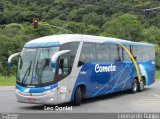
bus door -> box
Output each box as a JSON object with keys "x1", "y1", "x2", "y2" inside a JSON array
[{"x1": 56, "y1": 53, "x2": 71, "y2": 103}]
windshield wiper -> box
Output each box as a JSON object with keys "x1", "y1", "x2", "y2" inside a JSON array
[
  {"x1": 35, "y1": 61, "x2": 39, "y2": 77},
  {"x1": 21, "y1": 61, "x2": 32, "y2": 84}
]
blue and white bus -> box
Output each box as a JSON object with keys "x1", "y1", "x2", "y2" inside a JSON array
[{"x1": 8, "y1": 34, "x2": 155, "y2": 106}]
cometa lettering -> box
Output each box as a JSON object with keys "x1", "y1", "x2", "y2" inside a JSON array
[{"x1": 95, "y1": 64, "x2": 116, "y2": 73}]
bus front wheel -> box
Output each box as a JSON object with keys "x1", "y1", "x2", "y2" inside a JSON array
[
  {"x1": 130, "y1": 78, "x2": 138, "y2": 93},
  {"x1": 74, "y1": 87, "x2": 82, "y2": 106}
]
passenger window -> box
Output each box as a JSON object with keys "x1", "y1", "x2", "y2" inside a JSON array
[
  {"x1": 79, "y1": 42, "x2": 96, "y2": 65},
  {"x1": 133, "y1": 46, "x2": 139, "y2": 61},
  {"x1": 118, "y1": 45, "x2": 123, "y2": 61},
  {"x1": 133, "y1": 45, "x2": 155, "y2": 61},
  {"x1": 124, "y1": 45, "x2": 131, "y2": 61},
  {"x1": 143, "y1": 46, "x2": 155, "y2": 60},
  {"x1": 96, "y1": 44, "x2": 110, "y2": 62},
  {"x1": 148, "y1": 46, "x2": 155, "y2": 60},
  {"x1": 110, "y1": 44, "x2": 119, "y2": 61},
  {"x1": 60, "y1": 42, "x2": 79, "y2": 71}
]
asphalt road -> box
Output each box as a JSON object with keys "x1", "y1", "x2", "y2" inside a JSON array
[{"x1": 0, "y1": 81, "x2": 160, "y2": 113}]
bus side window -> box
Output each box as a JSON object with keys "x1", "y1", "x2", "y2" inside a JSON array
[
  {"x1": 78, "y1": 42, "x2": 96, "y2": 67},
  {"x1": 58, "y1": 59, "x2": 63, "y2": 75},
  {"x1": 124, "y1": 45, "x2": 131, "y2": 61},
  {"x1": 60, "y1": 42, "x2": 80, "y2": 70},
  {"x1": 133, "y1": 46, "x2": 140, "y2": 61},
  {"x1": 110, "y1": 44, "x2": 119, "y2": 61},
  {"x1": 57, "y1": 57, "x2": 70, "y2": 79},
  {"x1": 133, "y1": 45, "x2": 154, "y2": 61},
  {"x1": 96, "y1": 44, "x2": 110, "y2": 62},
  {"x1": 118, "y1": 45, "x2": 123, "y2": 61},
  {"x1": 58, "y1": 58, "x2": 69, "y2": 75},
  {"x1": 63, "y1": 58, "x2": 69, "y2": 75}
]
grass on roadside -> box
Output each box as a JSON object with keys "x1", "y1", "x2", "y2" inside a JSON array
[
  {"x1": 0, "y1": 76, "x2": 16, "y2": 86},
  {"x1": 155, "y1": 70, "x2": 160, "y2": 80}
]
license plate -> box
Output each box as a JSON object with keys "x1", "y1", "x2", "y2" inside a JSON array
[{"x1": 27, "y1": 98, "x2": 35, "y2": 102}]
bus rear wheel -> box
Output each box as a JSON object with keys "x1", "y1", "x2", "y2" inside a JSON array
[
  {"x1": 130, "y1": 78, "x2": 138, "y2": 93},
  {"x1": 74, "y1": 87, "x2": 82, "y2": 106},
  {"x1": 137, "y1": 79, "x2": 144, "y2": 92}
]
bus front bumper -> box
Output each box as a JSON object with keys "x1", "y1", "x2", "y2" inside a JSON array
[{"x1": 15, "y1": 89, "x2": 57, "y2": 104}]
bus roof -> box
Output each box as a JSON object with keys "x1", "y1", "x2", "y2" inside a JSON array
[{"x1": 24, "y1": 34, "x2": 153, "y2": 48}]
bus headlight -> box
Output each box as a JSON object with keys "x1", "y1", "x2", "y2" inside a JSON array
[
  {"x1": 44, "y1": 90, "x2": 52, "y2": 95},
  {"x1": 16, "y1": 89, "x2": 20, "y2": 93},
  {"x1": 44, "y1": 89, "x2": 55, "y2": 95},
  {"x1": 50, "y1": 98, "x2": 54, "y2": 101}
]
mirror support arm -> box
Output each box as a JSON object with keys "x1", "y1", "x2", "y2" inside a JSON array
[
  {"x1": 8, "y1": 52, "x2": 21, "y2": 67},
  {"x1": 51, "y1": 50, "x2": 70, "y2": 68}
]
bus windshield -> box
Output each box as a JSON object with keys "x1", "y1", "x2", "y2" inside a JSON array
[{"x1": 17, "y1": 47, "x2": 59, "y2": 86}]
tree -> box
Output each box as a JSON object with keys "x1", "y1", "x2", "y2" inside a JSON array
[
  {"x1": 142, "y1": 26, "x2": 160, "y2": 43},
  {"x1": 85, "y1": 25, "x2": 101, "y2": 35},
  {"x1": 64, "y1": 22, "x2": 85, "y2": 34},
  {"x1": 0, "y1": 35, "x2": 19, "y2": 76},
  {"x1": 83, "y1": 13, "x2": 106, "y2": 27},
  {"x1": 102, "y1": 13, "x2": 143, "y2": 41},
  {"x1": 0, "y1": 0, "x2": 160, "y2": 76},
  {"x1": 154, "y1": 44, "x2": 160, "y2": 69}
]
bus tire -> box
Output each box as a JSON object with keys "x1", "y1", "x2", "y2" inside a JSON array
[
  {"x1": 137, "y1": 79, "x2": 144, "y2": 92},
  {"x1": 130, "y1": 78, "x2": 138, "y2": 93},
  {"x1": 74, "y1": 87, "x2": 82, "y2": 106}
]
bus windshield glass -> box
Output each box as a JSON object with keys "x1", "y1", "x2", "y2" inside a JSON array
[{"x1": 17, "y1": 47, "x2": 59, "y2": 86}]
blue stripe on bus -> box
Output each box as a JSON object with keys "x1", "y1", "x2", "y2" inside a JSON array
[
  {"x1": 16, "y1": 83, "x2": 58, "y2": 93},
  {"x1": 24, "y1": 41, "x2": 60, "y2": 48}
]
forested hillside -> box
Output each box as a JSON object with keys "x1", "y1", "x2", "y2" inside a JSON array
[{"x1": 0, "y1": 0, "x2": 160, "y2": 75}]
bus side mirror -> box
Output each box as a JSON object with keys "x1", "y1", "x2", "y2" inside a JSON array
[
  {"x1": 51, "y1": 50, "x2": 70, "y2": 68},
  {"x1": 8, "y1": 52, "x2": 21, "y2": 68}
]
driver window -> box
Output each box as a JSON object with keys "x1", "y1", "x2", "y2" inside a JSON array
[{"x1": 58, "y1": 57, "x2": 69, "y2": 76}]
